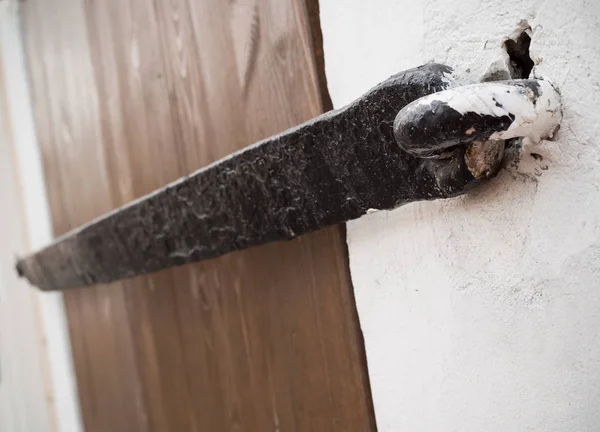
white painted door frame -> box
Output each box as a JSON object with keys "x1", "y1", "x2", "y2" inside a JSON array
[{"x1": 0, "y1": 2, "x2": 82, "y2": 431}]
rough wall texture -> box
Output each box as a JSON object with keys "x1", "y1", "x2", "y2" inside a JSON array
[{"x1": 321, "y1": 0, "x2": 600, "y2": 430}]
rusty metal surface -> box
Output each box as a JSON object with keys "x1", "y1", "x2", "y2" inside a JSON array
[
  {"x1": 18, "y1": 64, "x2": 473, "y2": 291},
  {"x1": 17, "y1": 65, "x2": 563, "y2": 292}
]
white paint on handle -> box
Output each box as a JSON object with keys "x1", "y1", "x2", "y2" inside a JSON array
[{"x1": 404, "y1": 79, "x2": 563, "y2": 143}]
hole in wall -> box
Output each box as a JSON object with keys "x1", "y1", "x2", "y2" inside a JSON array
[
  {"x1": 485, "y1": 23, "x2": 542, "y2": 175},
  {"x1": 504, "y1": 26, "x2": 534, "y2": 79}
]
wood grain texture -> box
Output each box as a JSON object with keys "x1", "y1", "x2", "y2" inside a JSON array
[{"x1": 20, "y1": 0, "x2": 376, "y2": 431}]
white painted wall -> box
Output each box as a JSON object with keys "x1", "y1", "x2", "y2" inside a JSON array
[
  {"x1": 0, "y1": 2, "x2": 82, "y2": 431},
  {"x1": 0, "y1": 80, "x2": 54, "y2": 432},
  {"x1": 321, "y1": 1, "x2": 600, "y2": 430}
]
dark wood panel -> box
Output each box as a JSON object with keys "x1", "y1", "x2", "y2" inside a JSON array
[{"x1": 21, "y1": 0, "x2": 376, "y2": 430}]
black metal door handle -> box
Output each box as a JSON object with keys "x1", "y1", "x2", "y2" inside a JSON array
[{"x1": 16, "y1": 63, "x2": 562, "y2": 291}]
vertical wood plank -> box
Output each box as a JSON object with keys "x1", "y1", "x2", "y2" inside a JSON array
[{"x1": 21, "y1": 0, "x2": 376, "y2": 430}]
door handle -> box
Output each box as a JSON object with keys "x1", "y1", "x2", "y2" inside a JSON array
[{"x1": 16, "y1": 63, "x2": 562, "y2": 291}]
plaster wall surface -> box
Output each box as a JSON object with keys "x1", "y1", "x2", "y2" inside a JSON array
[{"x1": 321, "y1": 1, "x2": 600, "y2": 430}]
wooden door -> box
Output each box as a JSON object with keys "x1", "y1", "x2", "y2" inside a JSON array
[{"x1": 21, "y1": 0, "x2": 376, "y2": 430}]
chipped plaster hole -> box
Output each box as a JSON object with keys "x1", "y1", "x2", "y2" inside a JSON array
[
  {"x1": 494, "y1": 23, "x2": 536, "y2": 168},
  {"x1": 504, "y1": 26, "x2": 534, "y2": 79}
]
